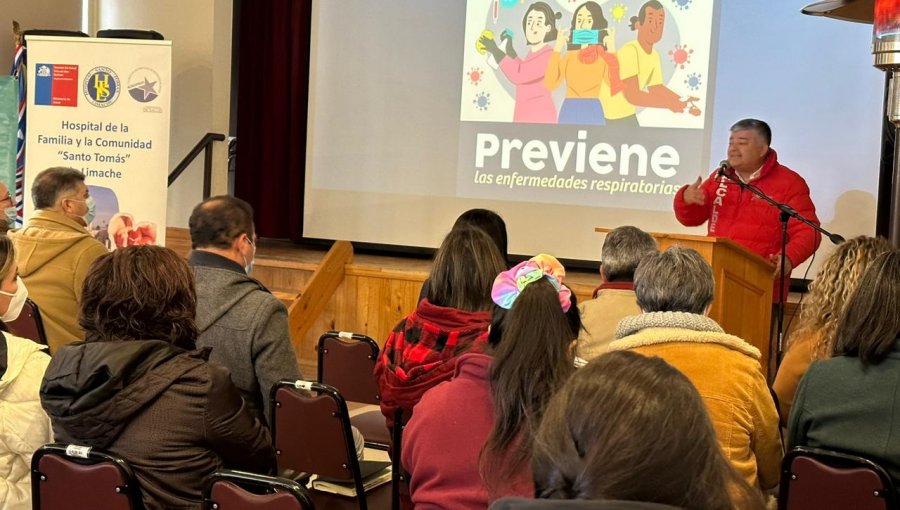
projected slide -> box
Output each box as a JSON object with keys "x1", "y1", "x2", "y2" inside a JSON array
[
  {"x1": 457, "y1": 0, "x2": 716, "y2": 211},
  {"x1": 306, "y1": 0, "x2": 882, "y2": 269}
]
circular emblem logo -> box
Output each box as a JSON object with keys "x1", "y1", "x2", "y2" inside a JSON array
[
  {"x1": 127, "y1": 67, "x2": 162, "y2": 103},
  {"x1": 83, "y1": 66, "x2": 120, "y2": 107}
]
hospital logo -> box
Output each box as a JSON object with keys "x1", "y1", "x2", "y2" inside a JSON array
[
  {"x1": 36, "y1": 65, "x2": 51, "y2": 77},
  {"x1": 83, "y1": 66, "x2": 120, "y2": 108},
  {"x1": 127, "y1": 67, "x2": 162, "y2": 103}
]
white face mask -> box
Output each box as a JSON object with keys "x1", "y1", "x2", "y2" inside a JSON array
[
  {"x1": 0, "y1": 276, "x2": 28, "y2": 322},
  {"x1": 242, "y1": 235, "x2": 256, "y2": 275}
]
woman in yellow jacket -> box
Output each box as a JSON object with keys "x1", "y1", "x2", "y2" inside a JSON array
[{"x1": 609, "y1": 247, "x2": 783, "y2": 493}]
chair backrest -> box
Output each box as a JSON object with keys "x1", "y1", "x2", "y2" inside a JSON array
[
  {"x1": 490, "y1": 499, "x2": 683, "y2": 510},
  {"x1": 204, "y1": 469, "x2": 314, "y2": 510},
  {"x1": 779, "y1": 446, "x2": 897, "y2": 510},
  {"x1": 391, "y1": 408, "x2": 412, "y2": 510},
  {"x1": 317, "y1": 331, "x2": 381, "y2": 405},
  {"x1": 6, "y1": 298, "x2": 49, "y2": 345},
  {"x1": 32, "y1": 443, "x2": 143, "y2": 510},
  {"x1": 271, "y1": 380, "x2": 368, "y2": 501}
]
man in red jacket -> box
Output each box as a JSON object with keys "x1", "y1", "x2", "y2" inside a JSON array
[{"x1": 673, "y1": 118, "x2": 821, "y2": 301}]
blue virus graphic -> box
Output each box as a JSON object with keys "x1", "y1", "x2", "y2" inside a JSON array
[
  {"x1": 473, "y1": 92, "x2": 491, "y2": 111},
  {"x1": 673, "y1": 0, "x2": 692, "y2": 10},
  {"x1": 500, "y1": 0, "x2": 518, "y2": 7},
  {"x1": 685, "y1": 73, "x2": 702, "y2": 91}
]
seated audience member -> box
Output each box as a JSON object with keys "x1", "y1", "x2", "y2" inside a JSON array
[
  {"x1": 8, "y1": 167, "x2": 107, "y2": 352},
  {"x1": 773, "y1": 235, "x2": 892, "y2": 424},
  {"x1": 609, "y1": 247, "x2": 782, "y2": 491},
  {"x1": 418, "y1": 208, "x2": 509, "y2": 301},
  {"x1": 788, "y1": 250, "x2": 900, "y2": 485},
  {"x1": 376, "y1": 226, "x2": 506, "y2": 429},
  {"x1": 0, "y1": 236, "x2": 53, "y2": 510},
  {"x1": 578, "y1": 226, "x2": 657, "y2": 361},
  {"x1": 402, "y1": 255, "x2": 581, "y2": 507},
  {"x1": 40, "y1": 246, "x2": 275, "y2": 510},
  {"x1": 0, "y1": 180, "x2": 16, "y2": 233},
  {"x1": 188, "y1": 195, "x2": 301, "y2": 425},
  {"x1": 531, "y1": 351, "x2": 765, "y2": 510}
]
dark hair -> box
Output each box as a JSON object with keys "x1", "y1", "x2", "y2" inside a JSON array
[
  {"x1": 488, "y1": 291, "x2": 580, "y2": 347},
  {"x1": 832, "y1": 250, "x2": 900, "y2": 365},
  {"x1": 601, "y1": 226, "x2": 658, "y2": 282},
  {"x1": 522, "y1": 2, "x2": 561, "y2": 44},
  {"x1": 427, "y1": 227, "x2": 506, "y2": 312},
  {"x1": 481, "y1": 278, "x2": 581, "y2": 492},
  {"x1": 451, "y1": 208, "x2": 509, "y2": 265},
  {"x1": 568, "y1": 1, "x2": 608, "y2": 50},
  {"x1": 533, "y1": 351, "x2": 765, "y2": 510},
  {"x1": 32, "y1": 167, "x2": 86, "y2": 209},
  {"x1": 79, "y1": 246, "x2": 199, "y2": 350},
  {"x1": 730, "y1": 118, "x2": 772, "y2": 146},
  {"x1": 189, "y1": 195, "x2": 255, "y2": 249},
  {"x1": 634, "y1": 247, "x2": 714, "y2": 314},
  {"x1": 629, "y1": 0, "x2": 664, "y2": 31}
]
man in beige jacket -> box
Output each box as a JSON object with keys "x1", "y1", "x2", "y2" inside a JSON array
[
  {"x1": 8, "y1": 167, "x2": 107, "y2": 352},
  {"x1": 577, "y1": 226, "x2": 657, "y2": 362}
]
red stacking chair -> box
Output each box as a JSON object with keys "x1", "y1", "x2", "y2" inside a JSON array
[{"x1": 204, "y1": 469, "x2": 315, "y2": 510}]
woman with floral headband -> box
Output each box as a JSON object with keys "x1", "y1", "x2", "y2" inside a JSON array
[{"x1": 401, "y1": 254, "x2": 581, "y2": 508}]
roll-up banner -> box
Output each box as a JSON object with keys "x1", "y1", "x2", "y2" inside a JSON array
[{"x1": 24, "y1": 35, "x2": 171, "y2": 248}]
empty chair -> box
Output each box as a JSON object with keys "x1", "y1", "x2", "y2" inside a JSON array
[
  {"x1": 779, "y1": 446, "x2": 897, "y2": 510},
  {"x1": 5, "y1": 298, "x2": 49, "y2": 345},
  {"x1": 271, "y1": 380, "x2": 391, "y2": 510},
  {"x1": 318, "y1": 331, "x2": 389, "y2": 449},
  {"x1": 204, "y1": 469, "x2": 314, "y2": 510},
  {"x1": 31, "y1": 443, "x2": 142, "y2": 510}
]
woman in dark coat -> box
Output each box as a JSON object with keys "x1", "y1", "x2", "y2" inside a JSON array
[{"x1": 40, "y1": 245, "x2": 275, "y2": 510}]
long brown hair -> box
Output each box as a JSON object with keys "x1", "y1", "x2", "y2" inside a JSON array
[
  {"x1": 481, "y1": 278, "x2": 580, "y2": 492},
  {"x1": 79, "y1": 245, "x2": 198, "y2": 350},
  {"x1": 533, "y1": 351, "x2": 765, "y2": 510},
  {"x1": 832, "y1": 250, "x2": 900, "y2": 365},
  {"x1": 790, "y1": 236, "x2": 892, "y2": 359},
  {"x1": 427, "y1": 226, "x2": 506, "y2": 312}
]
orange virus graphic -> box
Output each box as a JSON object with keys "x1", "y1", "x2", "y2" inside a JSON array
[
  {"x1": 467, "y1": 67, "x2": 484, "y2": 86},
  {"x1": 668, "y1": 44, "x2": 693, "y2": 69}
]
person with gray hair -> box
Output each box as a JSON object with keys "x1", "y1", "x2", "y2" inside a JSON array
[
  {"x1": 608, "y1": 247, "x2": 783, "y2": 494},
  {"x1": 673, "y1": 118, "x2": 821, "y2": 303},
  {"x1": 577, "y1": 226, "x2": 657, "y2": 361},
  {"x1": 8, "y1": 167, "x2": 107, "y2": 352}
]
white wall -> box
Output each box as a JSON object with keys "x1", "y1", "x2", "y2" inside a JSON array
[
  {"x1": 0, "y1": 0, "x2": 83, "y2": 58},
  {"x1": 94, "y1": 0, "x2": 233, "y2": 227}
]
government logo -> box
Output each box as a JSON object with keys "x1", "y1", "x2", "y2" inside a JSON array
[{"x1": 83, "y1": 66, "x2": 120, "y2": 107}]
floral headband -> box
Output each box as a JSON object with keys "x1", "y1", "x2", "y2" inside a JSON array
[{"x1": 491, "y1": 253, "x2": 572, "y2": 312}]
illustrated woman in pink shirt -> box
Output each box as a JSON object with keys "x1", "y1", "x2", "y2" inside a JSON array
[{"x1": 479, "y1": 2, "x2": 561, "y2": 124}]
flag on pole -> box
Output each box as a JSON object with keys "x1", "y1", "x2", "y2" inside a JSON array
[{"x1": 10, "y1": 23, "x2": 26, "y2": 226}]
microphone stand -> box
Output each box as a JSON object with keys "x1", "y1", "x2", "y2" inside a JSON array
[{"x1": 716, "y1": 167, "x2": 845, "y2": 368}]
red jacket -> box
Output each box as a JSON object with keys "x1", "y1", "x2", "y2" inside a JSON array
[
  {"x1": 374, "y1": 300, "x2": 491, "y2": 430},
  {"x1": 401, "y1": 353, "x2": 533, "y2": 509},
  {"x1": 673, "y1": 150, "x2": 821, "y2": 298}
]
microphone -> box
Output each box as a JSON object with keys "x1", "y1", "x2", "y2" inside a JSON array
[{"x1": 716, "y1": 160, "x2": 731, "y2": 178}]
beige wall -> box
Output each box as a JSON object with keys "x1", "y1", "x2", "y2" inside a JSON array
[
  {"x1": 95, "y1": 0, "x2": 233, "y2": 228},
  {"x1": 0, "y1": 0, "x2": 83, "y2": 61}
]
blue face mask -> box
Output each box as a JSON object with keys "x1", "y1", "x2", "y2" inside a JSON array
[
  {"x1": 572, "y1": 29, "x2": 599, "y2": 45},
  {"x1": 4, "y1": 206, "x2": 16, "y2": 229}
]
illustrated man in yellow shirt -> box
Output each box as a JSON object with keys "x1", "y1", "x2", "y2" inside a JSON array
[{"x1": 599, "y1": 0, "x2": 699, "y2": 126}]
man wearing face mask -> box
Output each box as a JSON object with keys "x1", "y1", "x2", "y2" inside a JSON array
[
  {"x1": 7, "y1": 167, "x2": 107, "y2": 353},
  {"x1": 0, "y1": 181, "x2": 18, "y2": 233},
  {"x1": 187, "y1": 195, "x2": 302, "y2": 427}
]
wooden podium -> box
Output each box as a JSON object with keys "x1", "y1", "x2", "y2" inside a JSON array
[{"x1": 595, "y1": 229, "x2": 775, "y2": 376}]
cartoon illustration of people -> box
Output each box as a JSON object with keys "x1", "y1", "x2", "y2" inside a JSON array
[
  {"x1": 479, "y1": 2, "x2": 562, "y2": 124},
  {"x1": 599, "y1": 0, "x2": 700, "y2": 126},
  {"x1": 544, "y1": 2, "x2": 622, "y2": 126}
]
